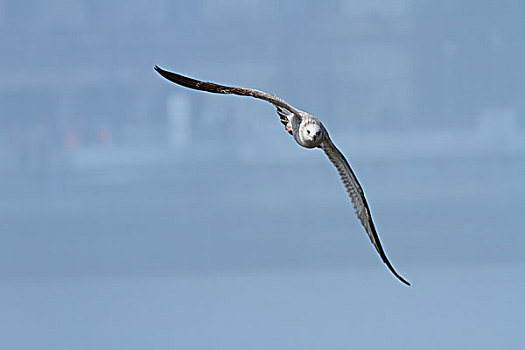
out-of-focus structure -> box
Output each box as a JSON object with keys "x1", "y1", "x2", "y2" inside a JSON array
[{"x1": 1, "y1": 1, "x2": 522, "y2": 175}]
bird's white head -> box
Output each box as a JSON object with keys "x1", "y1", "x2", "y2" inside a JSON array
[{"x1": 299, "y1": 120, "x2": 323, "y2": 148}]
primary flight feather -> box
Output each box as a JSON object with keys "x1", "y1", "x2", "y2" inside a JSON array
[{"x1": 154, "y1": 65, "x2": 410, "y2": 286}]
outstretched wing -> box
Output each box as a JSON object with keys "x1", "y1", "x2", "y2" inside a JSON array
[
  {"x1": 321, "y1": 136, "x2": 410, "y2": 286},
  {"x1": 154, "y1": 66, "x2": 300, "y2": 117}
]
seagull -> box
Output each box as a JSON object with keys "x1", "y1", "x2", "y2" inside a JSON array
[{"x1": 154, "y1": 66, "x2": 410, "y2": 286}]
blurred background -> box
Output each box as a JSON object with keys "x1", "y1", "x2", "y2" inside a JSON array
[{"x1": 1, "y1": 1, "x2": 524, "y2": 349}]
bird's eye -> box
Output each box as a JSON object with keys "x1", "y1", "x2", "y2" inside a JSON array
[{"x1": 307, "y1": 130, "x2": 310, "y2": 134}]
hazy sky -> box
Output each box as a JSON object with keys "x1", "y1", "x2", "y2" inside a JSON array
[{"x1": 1, "y1": 1, "x2": 524, "y2": 349}]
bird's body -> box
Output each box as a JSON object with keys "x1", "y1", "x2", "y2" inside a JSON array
[
  {"x1": 154, "y1": 65, "x2": 410, "y2": 286},
  {"x1": 291, "y1": 113, "x2": 325, "y2": 149}
]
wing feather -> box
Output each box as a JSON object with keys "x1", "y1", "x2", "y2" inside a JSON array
[
  {"x1": 154, "y1": 66, "x2": 300, "y2": 116},
  {"x1": 321, "y1": 137, "x2": 410, "y2": 286}
]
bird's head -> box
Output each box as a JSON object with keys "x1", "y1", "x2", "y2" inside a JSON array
[{"x1": 299, "y1": 120, "x2": 323, "y2": 148}]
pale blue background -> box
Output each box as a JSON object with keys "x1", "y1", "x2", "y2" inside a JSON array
[{"x1": 1, "y1": 1, "x2": 524, "y2": 349}]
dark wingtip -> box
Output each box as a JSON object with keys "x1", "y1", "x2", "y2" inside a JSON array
[
  {"x1": 153, "y1": 66, "x2": 194, "y2": 87},
  {"x1": 390, "y1": 270, "x2": 411, "y2": 286},
  {"x1": 384, "y1": 260, "x2": 411, "y2": 286},
  {"x1": 399, "y1": 276, "x2": 411, "y2": 286}
]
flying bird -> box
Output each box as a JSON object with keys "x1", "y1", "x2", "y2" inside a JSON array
[{"x1": 154, "y1": 65, "x2": 410, "y2": 286}]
